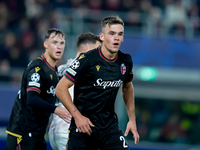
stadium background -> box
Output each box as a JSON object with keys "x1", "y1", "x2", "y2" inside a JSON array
[{"x1": 0, "y1": 0, "x2": 200, "y2": 149}]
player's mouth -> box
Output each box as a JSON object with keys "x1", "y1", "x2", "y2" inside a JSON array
[
  {"x1": 113, "y1": 43, "x2": 119, "y2": 48},
  {"x1": 56, "y1": 51, "x2": 62, "y2": 56}
]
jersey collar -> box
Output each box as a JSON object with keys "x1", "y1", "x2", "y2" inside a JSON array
[
  {"x1": 98, "y1": 46, "x2": 118, "y2": 62},
  {"x1": 41, "y1": 54, "x2": 55, "y2": 71}
]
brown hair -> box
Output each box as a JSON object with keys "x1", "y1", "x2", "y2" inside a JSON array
[
  {"x1": 101, "y1": 16, "x2": 124, "y2": 31},
  {"x1": 45, "y1": 28, "x2": 66, "y2": 40},
  {"x1": 76, "y1": 32, "x2": 102, "y2": 48}
]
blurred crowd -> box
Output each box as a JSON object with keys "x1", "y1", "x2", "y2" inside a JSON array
[
  {"x1": 1, "y1": 0, "x2": 200, "y2": 84},
  {"x1": 0, "y1": 0, "x2": 200, "y2": 146},
  {"x1": 135, "y1": 98, "x2": 200, "y2": 145}
]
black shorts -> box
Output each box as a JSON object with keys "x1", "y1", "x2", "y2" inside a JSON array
[
  {"x1": 6, "y1": 134, "x2": 46, "y2": 150},
  {"x1": 67, "y1": 126, "x2": 130, "y2": 150}
]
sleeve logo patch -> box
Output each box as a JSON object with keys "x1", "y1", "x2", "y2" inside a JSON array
[
  {"x1": 28, "y1": 82, "x2": 40, "y2": 87},
  {"x1": 31, "y1": 73, "x2": 40, "y2": 82},
  {"x1": 66, "y1": 68, "x2": 76, "y2": 76},
  {"x1": 35, "y1": 67, "x2": 41, "y2": 72},
  {"x1": 78, "y1": 54, "x2": 85, "y2": 60},
  {"x1": 70, "y1": 60, "x2": 80, "y2": 69}
]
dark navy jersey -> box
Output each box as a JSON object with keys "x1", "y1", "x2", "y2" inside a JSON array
[
  {"x1": 64, "y1": 47, "x2": 133, "y2": 133},
  {"x1": 6, "y1": 54, "x2": 58, "y2": 140}
]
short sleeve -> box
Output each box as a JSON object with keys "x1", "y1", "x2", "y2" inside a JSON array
[
  {"x1": 64, "y1": 53, "x2": 91, "y2": 83},
  {"x1": 26, "y1": 66, "x2": 45, "y2": 94},
  {"x1": 123, "y1": 54, "x2": 133, "y2": 83}
]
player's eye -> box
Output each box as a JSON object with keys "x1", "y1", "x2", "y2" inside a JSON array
[
  {"x1": 119, "y1": 32, "x2": 123, "y2": 36},
  {"x1": 109, "y1": 31, "x2": 115, "y2": 35}
]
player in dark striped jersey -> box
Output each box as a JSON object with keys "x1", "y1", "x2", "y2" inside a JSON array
[
  {"x1": 56, "y1": 16, "x2": 140, "y2": 150},
  {"x1": 5, "y1": 28, "x2": 71, "y2": 150}
]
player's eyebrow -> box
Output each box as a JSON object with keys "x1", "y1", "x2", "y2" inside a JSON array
[{"x1": 109, "y1": 31, "x2": 124, "y2": 35}]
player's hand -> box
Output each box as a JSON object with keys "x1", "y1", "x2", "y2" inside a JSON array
[
  {"x1": 54, "y1": 107, "x2": 72, "y2": 123},
  {"x1": 124, "y1": 120, "x2": 140, "y2": 145},
  {"x1": 74, "y1": 114, "x2": 94, "y2": 136}
]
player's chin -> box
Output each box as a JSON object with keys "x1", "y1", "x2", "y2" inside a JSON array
[
  {"x1": 110, "y1": 48, "x2": 119, "y2": 53},
  {"x1": 54, "y1": 55, "x2": 63, "y2": 60}
]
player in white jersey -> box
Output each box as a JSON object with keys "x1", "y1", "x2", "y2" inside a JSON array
[{"x1": 48, "y1": 32, "x2": 102, "y2": 150}]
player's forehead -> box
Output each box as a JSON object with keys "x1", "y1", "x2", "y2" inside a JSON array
[
  {"x1": 105, "y1": 24, "x2": 124, "y2": 33},
  {"x1": 45, "y1": 28, "x2": 66, "y2": 41},
  {"x1": 49, "y1": 33, "x2": 65, "y2": 41}
]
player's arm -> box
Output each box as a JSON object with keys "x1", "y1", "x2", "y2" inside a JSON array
[
  {"x1": 27, "y1": 91, "x2": 71, "y2": 123},
  {"x1": 27, "y1": 91, "x2": 56, "y2": 112},
  {"x1": 26, "y1": 67, "x2": 71, "y2": 123},
  {"x1": 56, "y1": 75, "x2": 94, "y2": 135},
  {"x1": 121, "y1": 81, "x2": 139, "y2": 145}
]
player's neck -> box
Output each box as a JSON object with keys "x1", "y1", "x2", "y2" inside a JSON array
[
  {"x1": 101, "y1": 45, "x2": 118, "y2": 60},
  {"x1": 43, "y1": 53, "x2": 57, "y2": 68},
  {"x1": 75, "y1": 52, "x2": 81, "y2": 58}
]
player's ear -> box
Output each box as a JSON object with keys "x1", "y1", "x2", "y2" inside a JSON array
[
  {"x1": 83, "y1": 45, "x2": 87, "y2": 53},
  {"x1": 44, "y1": 41, "x2": 48, "y2": 49},
  {"x1": 99, "y1": 33, "x2": 104, "y2": 42}
]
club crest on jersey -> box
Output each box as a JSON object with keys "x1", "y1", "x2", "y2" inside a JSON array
[
  {"x1": 121, "y1": 63, "x2": 126, "y2": 75},
  {"x1": 70, "y1": 60, "x2": 80, "y2": 69}
]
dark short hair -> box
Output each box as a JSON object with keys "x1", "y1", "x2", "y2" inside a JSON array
[
  {"x1": 45, "y1": 28, "x2": 66, "y2": 40},
  {"x1": 101, "y1": 16, "x2": 124, "y2": 31},
  {"x1": 76, "y1": 32, "x2": 102, "y2": 48}
]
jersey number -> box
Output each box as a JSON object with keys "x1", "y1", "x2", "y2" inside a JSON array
[{"x1": 120, "y1": 136, "x2": 128, "y2": 148}]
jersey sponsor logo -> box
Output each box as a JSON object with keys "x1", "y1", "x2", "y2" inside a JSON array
[
  {"x1": 70, "y1": 60, "x2": 80, "y2": 69},
  {"x1": 78, "y1": 54, "x2": 85, "y2": 60},
  {"x1": 47, "y1": 86, "x2": 56, "y2": 96},
  {"x1": 28, "y1": 81, "x2": 40, "y2": 88},
  {"x1": 31, "y1": 73, "x2": 40, "y2": 82},
  {"x1": 96, "y1": 65, "x2": 100, "y2": 71},
  {"x1": 66, "y1": 68, "x2": 76, "y2": 76},
  {"x1": 35, "y1": 67, "x2": 41, "y2": 72},
  {"x1": 93, "y1": 78, "x2": 123, "y2": 89},
  {"x1": 121, "y1": 63, "x2": 126, "y2": 75}
]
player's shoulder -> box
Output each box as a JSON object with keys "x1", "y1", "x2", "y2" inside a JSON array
[
  {"x1": 28, "y1": 56, "x2": 43, "y2": 66},
  {"x1": 118, "y1": 50, "x2": 132, "y2": 62},
  {"x1": 76, "y1": 48, "x2": 99, "y2": 62},
  {"x1": 118, "y1": 50, "x2": 131, "y2": 57},
  {"x1": 26, "y1": 55, "x2": 47, "y2": 73},
  {"x1": 85, "y1": 47, "x2": 99, "y2": 57}
]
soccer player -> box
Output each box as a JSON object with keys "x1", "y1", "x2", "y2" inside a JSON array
[
  {"x1": 48, "y1": 32, "x2": 102, "y2": 150},
  {"x1": 56, "y1": 16, "x2": 140, "y2": 150},
  {"x1": 5, "y1": 28, "x2": 71, "y2": 150}
]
